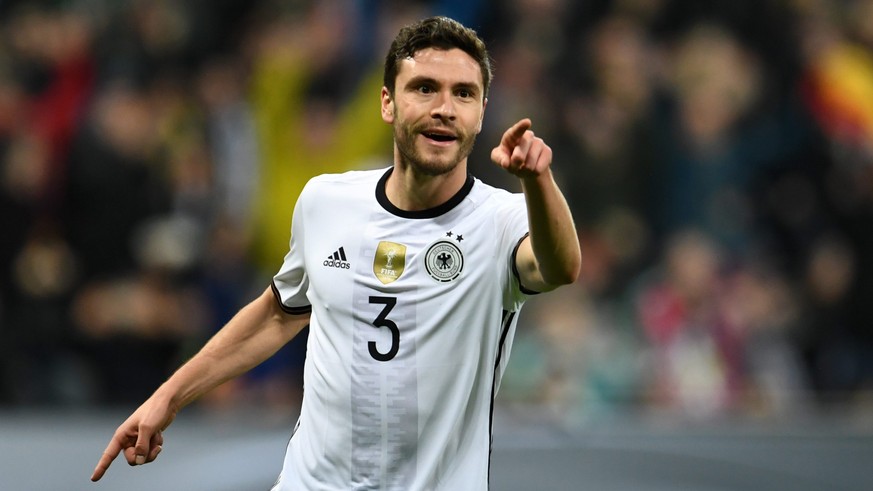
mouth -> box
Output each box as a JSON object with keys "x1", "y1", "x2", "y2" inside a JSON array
[{"x1": 421, "y1": 129, "x2": 458, "y2": 144}]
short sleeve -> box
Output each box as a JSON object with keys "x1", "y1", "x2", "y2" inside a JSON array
[
  {"x1": 272, "y1": 182, "x2": 312, "y2": 315},
  {"x1": 495, "y1": 192, "x2": 534, "y2": 309}
]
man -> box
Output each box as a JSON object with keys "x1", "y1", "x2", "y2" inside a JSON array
[{"x1": 91, "y1": 16, "x2": 581, "y2": 490}]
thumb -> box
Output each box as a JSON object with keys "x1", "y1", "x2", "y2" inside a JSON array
[{"x1": 133, "y1": 424, "x2": 155, "y2": 465}]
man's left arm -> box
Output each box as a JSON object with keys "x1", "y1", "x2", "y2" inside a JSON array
[{"x1": 491, "y1": 118, "x2": 582, "y2": 292}]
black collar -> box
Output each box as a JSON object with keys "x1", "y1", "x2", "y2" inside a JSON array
[{"x1": 375, "y1": 167, "x2": 475, "y2": 219}]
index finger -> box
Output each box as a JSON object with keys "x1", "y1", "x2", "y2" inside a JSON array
[
  {"x1": 500, "y1": 118, "x2": 532, "y2": 149},
  {"x1": 91, "y1": 438, "x2": 123, "y2": 482}
]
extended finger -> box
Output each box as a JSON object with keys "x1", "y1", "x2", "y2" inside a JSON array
[
  {"x1": 500, "y1": 118, "x2": 532, "y2": 150},
  {"x1": 91, "y1": 439, "x2": 123, "y2": 482}
]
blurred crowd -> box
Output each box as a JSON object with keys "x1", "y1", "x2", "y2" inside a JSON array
[{"x1": 1, "y1": 0, "x2": 872, "y2": 424}]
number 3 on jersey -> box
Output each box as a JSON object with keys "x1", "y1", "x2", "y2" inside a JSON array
[{"x1": 368, "y1": 296, "x2": 399, "y2": 361}]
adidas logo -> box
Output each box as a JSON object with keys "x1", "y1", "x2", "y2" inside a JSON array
[{"x1": 323, "y1": 247, "x2": 351, "y2": 269}]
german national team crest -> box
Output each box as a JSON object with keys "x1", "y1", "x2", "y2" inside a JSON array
[
  {"x1": 374, "y1": 241, "x2": 407, "y2": 284},
  {"x1": 425, "y1": 240, "x2": 464, "y2": 282}
]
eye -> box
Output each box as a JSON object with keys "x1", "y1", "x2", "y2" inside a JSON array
[
  {"x1": 456, "y1": 88, "x2": 477, "y2": 100},
  {"x1": 417, "y1": 84, "x2": 434, "y2": 94}
]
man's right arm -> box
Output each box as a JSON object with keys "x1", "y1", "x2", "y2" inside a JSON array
[{"x1": 90, "y1": 286, "x2": 310, "y2": 481}]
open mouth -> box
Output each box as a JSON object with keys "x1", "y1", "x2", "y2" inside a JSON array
[{"x1": 422, "y1": 131, "x2": 458, "y2": 143}]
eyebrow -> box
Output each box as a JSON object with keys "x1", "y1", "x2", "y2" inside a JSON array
[{"x1": 404, "y1": 75, "x2": 481, "y2": 97}]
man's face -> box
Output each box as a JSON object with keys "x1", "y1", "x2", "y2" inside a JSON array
[{"x1": 381, "y1": 47, "x2": 486, "y2": 176}]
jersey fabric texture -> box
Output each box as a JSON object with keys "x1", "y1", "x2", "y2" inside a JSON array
[{"x1": 271, "y1": 167, "x2": 533, "y2": 490}]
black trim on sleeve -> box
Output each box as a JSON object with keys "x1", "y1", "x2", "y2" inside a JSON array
[
  {"x1": 511, "y1": 232, "x2": 540, "y2": 295},
  {"x1": 271, "y1": 280, "x2": 312, "y2": 315},
  {"x1": 375, "y1": 167, "x2": 475, "y2": 219}
]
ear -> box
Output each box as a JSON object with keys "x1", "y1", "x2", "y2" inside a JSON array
[
  {"x1": 475, "y1": 97, "x2": 488, "y2": 134},
  {"x1": 381, "y1": 87, "x2": 394, "y2": 124}
]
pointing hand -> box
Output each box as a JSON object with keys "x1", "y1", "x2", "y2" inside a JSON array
[{"x1": 490, "y1": 118, "x2": 553, "y2": 178}]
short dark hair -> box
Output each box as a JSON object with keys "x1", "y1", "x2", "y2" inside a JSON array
[{"x1": 383, "y1": 16, "x2": 492, "y2": 98}]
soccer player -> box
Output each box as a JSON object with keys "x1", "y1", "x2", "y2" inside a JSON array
[{"x1": 91, "y1": 16, "x2": 581, "y2": 490}]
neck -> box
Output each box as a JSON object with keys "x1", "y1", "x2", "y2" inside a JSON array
[{"x1": 386, "y1": 159, "x2": 468, "y2": 211}]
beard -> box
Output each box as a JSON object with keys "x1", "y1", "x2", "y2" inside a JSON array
[{"x1": 393, "y1": 118, "x2": 477, "y2": 176}]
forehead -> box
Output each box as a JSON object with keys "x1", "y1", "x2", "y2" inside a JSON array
[{"x1": 397, "y1": 47, "x2": 483, "y2": 88}]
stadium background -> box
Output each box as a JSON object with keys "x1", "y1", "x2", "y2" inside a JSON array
[{"x1": 1, "y1": 0, "x2": 872, "y2": 489}]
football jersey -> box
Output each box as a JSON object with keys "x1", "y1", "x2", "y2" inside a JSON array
[{"x1": 271, "y1": 167, "x2": 533, "y2": 490}]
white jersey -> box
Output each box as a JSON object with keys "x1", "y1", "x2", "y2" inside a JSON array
[{"x1": 271, "y1": 167, "x2": 533, "y2": 490}]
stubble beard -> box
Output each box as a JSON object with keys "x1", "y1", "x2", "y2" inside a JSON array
[{"x1": 393, "y1": 119, "x2": 477, "y2": 177}]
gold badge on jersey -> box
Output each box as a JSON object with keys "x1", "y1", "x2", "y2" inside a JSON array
[{"x1": 373, "y1": 241, "x2": 407, "y2": 284}]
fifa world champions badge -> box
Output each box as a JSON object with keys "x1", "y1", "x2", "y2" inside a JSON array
[{"x1": 374, "y1": 241, "x2": 407, "y2": 284}]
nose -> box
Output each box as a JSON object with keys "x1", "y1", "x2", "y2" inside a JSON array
[{"x1": 430, "y1": 90, "x2": 456, "y2": 121}]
